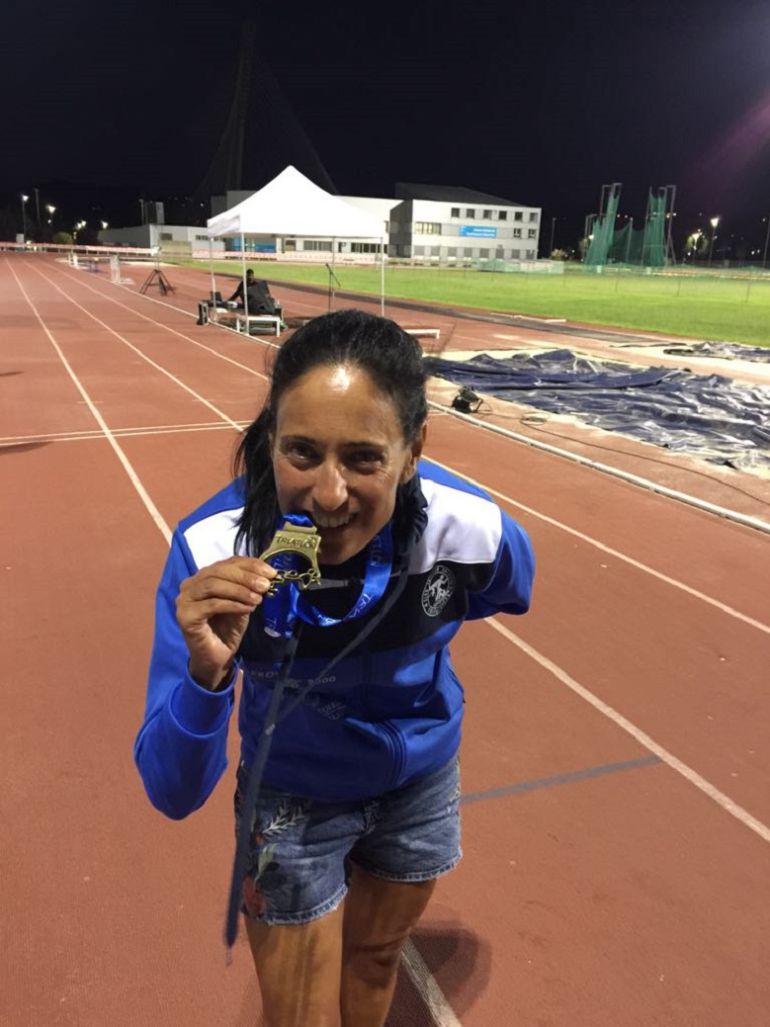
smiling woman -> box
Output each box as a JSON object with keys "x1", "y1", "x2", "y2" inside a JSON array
[{"x1": 134, "y1": 308, "x2": 535, "y2": 1027}]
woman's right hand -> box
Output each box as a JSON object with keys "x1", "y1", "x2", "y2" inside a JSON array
[{"x1": 176, "y1": 557, "x2": 277, "y2": 690}]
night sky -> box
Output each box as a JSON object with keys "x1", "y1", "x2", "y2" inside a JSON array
[{"x1": 2, "y1": 0, "x2": 769, "y2": 252}]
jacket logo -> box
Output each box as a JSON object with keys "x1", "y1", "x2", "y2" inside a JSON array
[{"x1": 421, "y1": 565, "x2": 455, "y2": 617}]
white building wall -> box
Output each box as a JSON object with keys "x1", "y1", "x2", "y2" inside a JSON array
[
  {"x1": 403, "y1": 199, "x2": 541, "y2": 261},
  {"x1": 98, "y1": 224, "x2": 225, "y2": 251}
]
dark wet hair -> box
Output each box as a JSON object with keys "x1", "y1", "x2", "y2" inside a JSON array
[{"x1": 233, "y1": 308, "x2": 428, "y2": 555}]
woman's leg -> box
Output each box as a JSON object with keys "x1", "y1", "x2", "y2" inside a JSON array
[
  {"x1": 245, "y1": 904, "x2": 344, "y2": 1027},
  {"x1": 340, "y1": 865, "x2": 436, "y2": 1027}
]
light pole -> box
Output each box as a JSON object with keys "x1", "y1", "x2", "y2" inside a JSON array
[
  {"x1": 708, "y1": 216, "x2": 720, "y2": 266},
  {"x1": 549, "y1": 216, "x2": 556, "y2": 255},
  {"x1": 20, "y1": 194, "x2": 29, "y2": 239},
  {"x1": 762, "y1": 215, "x2": 770, "y2": 270}
]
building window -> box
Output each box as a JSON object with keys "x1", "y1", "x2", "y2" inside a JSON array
[
  {"x1": 527, "y1": 229, "x2": 537, "y2": 238},
  {"x1": 303, "y1": 240, "x2": 333, "y2": 251},
  {"x1": 513, "y1": 228, "x2": 522, "y2": 238},
  {"x1": 465, "y1": 208, "x2": 476, "y2": 218},
  {"x1": 526, "y1": 249, "x2": 536, "y2": 258},
  {"x1": 451, "y1": 207, "x2": 460, "y2": 217},
  {"x1": 447, "y1": 247, "x2": 457, "y2": 256},
  {"x1": 530, "y1": 212, "x2": 538, "y2": 222},
  {"x1": 160, "y1": 232, "x2": 173, "y2": 240},
  {"x1": 511, "y1": 248, "x2": 520, "y2": 258},
  {"x1": 414, "y1": 222, "x2": 442, "y2": 234},
  {"x1": 430, "y1": 246, "x2": 440, "y2": 257},
  {"x1": 479, "y1": 248, "x2": 489, "y2": 258},
  {"x1": 498, "y1": 211, "x2": 508, "y2": 221},
  {"x1": 351, "y1": 242, "x2": 379, "y2": 253},
  {"x1": 463, "y1": 247, "x2": 473, "y2": 257},
  {"x1": 414, "y1": 245, "x2": 425, "y2": 256},
  {"x1": 483, "y1": 209, "x2": 492, "y2": 219},
  {"x1": 514, "y1": 211, "x2": 523, "y2": 222}
]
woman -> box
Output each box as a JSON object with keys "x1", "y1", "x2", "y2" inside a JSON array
[{"x1": 135, "y1": 309, "x2": 534, "y2": 1026}]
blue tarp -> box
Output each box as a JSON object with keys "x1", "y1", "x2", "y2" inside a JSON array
[{"x1": 428, "y1": 349, "x2": 770, "y2": 472}]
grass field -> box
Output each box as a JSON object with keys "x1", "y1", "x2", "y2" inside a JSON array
[{"x1": 194, "y1": 260, "x2": 770, "y2": 348}]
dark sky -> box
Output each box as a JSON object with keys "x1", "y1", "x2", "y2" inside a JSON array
[{"x1": 3, "y1": 0, "x2": 769, "y2": 248}]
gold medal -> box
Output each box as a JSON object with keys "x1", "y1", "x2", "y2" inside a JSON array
[{"x1": 259, "y1": 521, "x2": 322, "y2": 594}]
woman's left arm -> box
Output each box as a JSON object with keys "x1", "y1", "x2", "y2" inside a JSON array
[{"x1": 467, "y1": 508, "x2": 535, "y2": 619}]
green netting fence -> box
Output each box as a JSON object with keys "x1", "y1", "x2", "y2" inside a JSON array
[{"x1": 586, "y1": 190, "x2": 668, "y2": 268}]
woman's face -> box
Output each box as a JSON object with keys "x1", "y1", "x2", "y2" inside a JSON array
[{"x1": 271, "y1": 364, "x2": 425, "y2": 565}]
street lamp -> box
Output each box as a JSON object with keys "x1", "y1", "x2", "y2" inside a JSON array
[
  {"x1": 46, "y1": 204, "x2": 56, "y2": 227},
  {"x1": 101, "y1": 220, "x2": 109, "y2": 230},
  {"x1": 708, "y1": 216, "x2": 720, "y2": 266},
  {"x1": 20, "y1": 194, "x2": 29, "y2": 239},
  {"x1": 761, "y1": 216, "x2": 770, "y2": 270}
]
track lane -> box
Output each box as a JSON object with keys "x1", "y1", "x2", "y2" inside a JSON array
[{"x1": 4, "y1": 253, "x2": 770, "y2": 1026}]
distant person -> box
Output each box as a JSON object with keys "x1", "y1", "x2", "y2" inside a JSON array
[{"x1": 229, "y1": 269, "x2": 280, "y2": 317}]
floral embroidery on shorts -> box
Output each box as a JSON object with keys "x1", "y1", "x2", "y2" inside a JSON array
[{"x1": 241, "y1": 797, "x2": 312, "y2": 916}]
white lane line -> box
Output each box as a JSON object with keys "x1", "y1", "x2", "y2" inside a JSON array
[
  {"x1": 48, "y1": 261, "x2": 770, "y2": 638},
  {"x1": 0, "y1": 423, "x2": 251, "y2": 446},
  {"x1": 427, "y1": 457, "x2": 770, "y2": 638},
  {"x1": 402, "y1": 940, "x2": 463, "y2": 1027},
  {"x1": 6, "y1": 261, "x2": 172, "y2": 544},
  {"x1": 486, "y1": 617, "x2": 770, "y2": 845},
  {"x1": 28, "y1": 264, "x2": 244, "y2": 428},
  {"x1": 35, "y1": 262, "x2": 271, "y2": 384},
  {"x1": 0, "y1": 420, "x2": 250, "y2": 445}
]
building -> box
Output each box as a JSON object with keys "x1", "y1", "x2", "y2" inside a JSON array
[
  {"x1": 388, "y1": 183, "x2": 541, "y2": 261},
  {"x1": 98, "y1": 223, "x2": 225, "y2": 253},
  {"x1": 210, "y1": 183, "x2": 541, "y2": 263}
]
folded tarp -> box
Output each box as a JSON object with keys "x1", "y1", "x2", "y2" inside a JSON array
[
  {"x1": 663, "y1": 341, "x2": 770, "y2": 364},
  {"x1": 428, "y1": 349, "x2": 770, "y2": 472}
]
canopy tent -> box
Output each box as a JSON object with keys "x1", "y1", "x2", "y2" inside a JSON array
[{"x1": 206, "y1": 165, "x2": 387, "y2": 316}]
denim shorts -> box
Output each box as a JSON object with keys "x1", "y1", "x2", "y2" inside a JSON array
[{"x1": 233, "y1": 757, "x2": 461, "y2": 926}]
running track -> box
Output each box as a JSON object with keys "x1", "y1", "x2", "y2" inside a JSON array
[{"x1": 2, "y1": 253, "x2": 769, "y2": 1026}]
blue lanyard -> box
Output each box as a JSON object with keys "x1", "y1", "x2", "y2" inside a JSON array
[{"x1": 261, "y1": 513, "x2": 394, "y2": 639}]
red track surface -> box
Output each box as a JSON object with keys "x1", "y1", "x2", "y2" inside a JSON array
[{"x1": 2, "y1": 253, "x2": 769, "y2": 1026}]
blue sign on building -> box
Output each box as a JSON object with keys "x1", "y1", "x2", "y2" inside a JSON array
[{"x1": 459, "y1": 225, "x2": 498, "y2": 238}]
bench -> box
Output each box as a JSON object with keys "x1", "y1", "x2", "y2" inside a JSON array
[
  {"x1": 236, "y1": 314, "x2": 283, "y2": 337},
  {"x1": 404, "y1": 327, "x2": 441, "y2": 338}
]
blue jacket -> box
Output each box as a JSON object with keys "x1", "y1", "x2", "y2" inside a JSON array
[{"x1": 134, "y1": 460, "x2": 534, "y2": 819}]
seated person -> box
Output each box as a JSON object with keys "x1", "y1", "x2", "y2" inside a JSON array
[{"x1": 228, "y1": 270, "x2": 282, "y2": 318}]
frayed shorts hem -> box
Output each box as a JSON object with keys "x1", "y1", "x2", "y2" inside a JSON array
[
  {"x1": 351, "y1": 849, "x2": 463, "y2": 884},
  {"x1": 242, "y1": 881, "x2": 348, "y2": 927}
]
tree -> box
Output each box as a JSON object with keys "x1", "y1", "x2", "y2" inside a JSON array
[
  {"x1": 684, "y1": 231, "x2": 708, "y2": 261},
  {"x1": 0, "y1": 205, "x2": 20, "y2": 240},
  {"x1": 52, "y1": 231, "x2": 74, "y2": 245}
]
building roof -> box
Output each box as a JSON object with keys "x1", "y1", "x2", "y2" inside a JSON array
[{"x1": 394, "y1": 182, "x2": 523, "y2": 206}]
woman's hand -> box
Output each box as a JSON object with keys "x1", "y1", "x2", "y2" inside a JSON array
[{"x1": 176, "y1": 557, "x2": 277, "y2": 690}]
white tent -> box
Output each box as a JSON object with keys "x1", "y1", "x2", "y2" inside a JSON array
[{"x1": 206, "y1": 166, "x2": 387, "y2": 316}]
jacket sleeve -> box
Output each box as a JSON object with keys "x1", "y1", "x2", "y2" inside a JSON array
[
  {"x1": 134, "y1": 529, "x2": 237, "y2": 820},
  {"x1": 467, "y1": 508, "x2": 535, "y2": 620}
]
